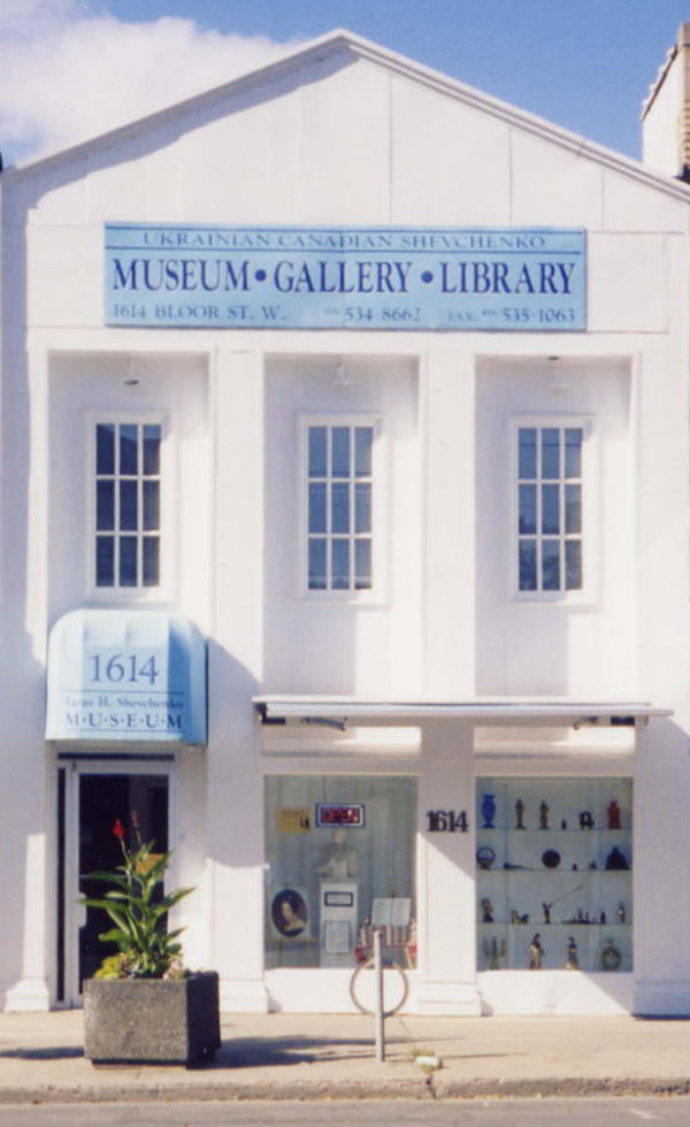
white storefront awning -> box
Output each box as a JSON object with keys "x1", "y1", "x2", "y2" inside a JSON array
[
  {"x1": 46, "y1": 608, "x2": 207, "y2": 745},
  {"x1": 254, "y1": 696, "x2": 671, "y2": 728}
]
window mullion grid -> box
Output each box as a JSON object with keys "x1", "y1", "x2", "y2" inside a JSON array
[
  {"x1": 536, "y1": 436, "x2": 543, "y2": 592},
  {"x1": 137, "y1": 426, "x2": 143, "y2": 590},
  {"x1": 114, "y1": 423, "x2": 122, "y2": 589},
  {"x1": 326, "y1": 426, "x2": 333, "y2": 591},
  {"x1": 558, "y1": 427, "x2": 565, "y2": 593},
  {"x1": 348, "y1": 428, "x2": 355, "y2": 591}
]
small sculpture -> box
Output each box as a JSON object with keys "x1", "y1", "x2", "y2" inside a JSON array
[
  {"x1": 484, "y1": 937, "x2": 506, "y2": 970},
  {"x1": 601, "y1": 939, "x2": 622, "y2": 971},
  {"x1": 515, "y1": 800, "x2": 525, "y2": 830},
  {"x1": 481, "y1": 794, "x2": 497, "y2": 829},
  {"x1": 565, "y1": 937, "x2": 579, "y2": 970},
  {"x1": 315, "y1": 828, "x2": 359, "y2": 879},
  {"x1": 605, "y1": 846, "x2": 629, "y2": 871},
  {"x1": 617, "y1": 901, "x2": 627, "y2": 924},
  {"x1": 481, "y1": 898, "x2": 494, "y2": 923},
  {"x1": 539, "y1": 802, "x2": 549, "y2": 830},
  {"x1": 542, "y1": 901, "x2": 552, "y2": 925},
  {"x1": 579, "y1": 811, "x2": 594, "y2": 830},
  {"x1": 607, "y1": 800, "x2": 622, "y2": 830},
  {"x1": 529, "y1": 933, "x2": 544, "y2": 969}
]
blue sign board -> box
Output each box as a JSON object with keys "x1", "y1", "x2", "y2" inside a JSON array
[
  {"x1": 46, "y1": 609, "x2": 207, "y2": 745},
  {"x1": 105, "y1": 225, "x2": 586, "y2": 332}
]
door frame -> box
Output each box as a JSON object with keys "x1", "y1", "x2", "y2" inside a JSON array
[{"x1": 57, "y1": 753, "x2": 177, "y2": 1007}]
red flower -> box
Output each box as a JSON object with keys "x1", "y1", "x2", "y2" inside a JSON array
[{"x1": 112, "y1": 819, "x2": 126, "y2": 840}]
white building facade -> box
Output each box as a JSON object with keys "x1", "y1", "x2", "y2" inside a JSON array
[{"x1": 1, "y1": 29, "x2": 690, "y2": 1016}]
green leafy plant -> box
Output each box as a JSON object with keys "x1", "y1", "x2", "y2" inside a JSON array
[{"x1": 80, "y1": 817, "x2": 195, "y2": 979}]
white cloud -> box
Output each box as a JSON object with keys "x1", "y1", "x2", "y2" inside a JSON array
[{"x1": 0, "y1": 0, "x2": 299, "y2": 166}]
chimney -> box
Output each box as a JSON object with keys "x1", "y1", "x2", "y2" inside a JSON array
[{"x1": 642, "y1": 23, "x2": 690, "y2": 180}]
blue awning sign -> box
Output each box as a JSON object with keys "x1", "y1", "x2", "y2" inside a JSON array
[{"x1": 46, "y1": 609, "x2": 207, "y2": 745}]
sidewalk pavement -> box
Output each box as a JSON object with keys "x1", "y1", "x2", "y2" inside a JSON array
[{"x1": 1, "y1": 1010, "x2": 690, "y2": 1104}]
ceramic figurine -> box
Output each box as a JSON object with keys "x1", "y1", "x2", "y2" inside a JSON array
[
  {"x1": 617, "y1": 901, "x2": 626, "y2": 924},
  {"x1": 605, "y1": 846, "x2": 629, "y2": 871},
  {"x1": 607, "y1": 800, "x2": 622, "y2": 830},
  {"x1": 601, "y1": 939, "x2": 622, "y2": 971},
  {"x1": 481, "y1": 793, "x2": 496, "y2": 829},
  {"x1": 481, "y1": 898, "x2": 494, "y2": 923},
  {"x1": 529, "y1": 933, "x2": 544, "y2": 969},
  {"x1": 539, "y1": 801, "x2": 549, "y2": 830},
  {"x1": 565, "y1": 937, "x2": 579, "y2": 970},
  {"x1": 515, "y1": 800, "x2": 525, "y2": 829},
  {"x1": 579, "y1": 811, "x2": 594, "y2": 829}
]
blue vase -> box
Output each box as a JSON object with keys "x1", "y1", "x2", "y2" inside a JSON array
[{"x1": 481, "y1": 793, "x2": 496, "y2": 829}]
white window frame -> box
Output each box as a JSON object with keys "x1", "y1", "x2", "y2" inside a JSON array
[
  {"x1": 510, "y1": 415, "x2": 596, "y2": 603},
  {"x1": 87, "y1": 412, "x2": 173, "y2": 601},
  {"x1": 299, "y1": 415, "x2": 384, "y2": 601}
]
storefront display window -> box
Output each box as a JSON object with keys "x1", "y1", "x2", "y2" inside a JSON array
[
  {"x1": 265, "y1": 776, "x2": 417, "y2": 969},
  {"x1": 476, "y1": 777, "x2": 632, "y2": 973}
]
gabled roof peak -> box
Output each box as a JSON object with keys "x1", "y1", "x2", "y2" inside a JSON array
[{"x1": 4, "y1": 25, "x2": 690, "y2": 202}]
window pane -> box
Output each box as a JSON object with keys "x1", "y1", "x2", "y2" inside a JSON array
[
  {"x1": 331, "y1": 538, "x2": 350, "y2": 589},
  {"x1": 264, "y1": 775, "x2": 417, "y2": 970},
  {"x1": 96, "y1": 424, "x2": 115, "y2": 475},
  {"x1": 518, "y1": 429, "x2": 537, "y2": 480},
  {"x1": 518, "y1": 484, "x2": 536, "y2": 535},
  {"x1": 354, "y1": 539, "x2": 372, "y2": 589},
  {"x1": 542, "y1": 539, "x2": 561, "y2": 591},
  {"x1": 565, "y1": 429, "x2": 582, "y2": 479},
  {"x1": 119, "y1": 481, "x2": 138, "y2": 531},
  {"x1": 518, "y1": 540, "x2": 537, "y2": 591},
  {"x1": 308, "y1": 483, "x2": 326, "y2": 534},
  {"x1": 308, "y1": 427, "x2": 327, "y2": 478},
  {"x1": 308, "y1": 539, "x2": 327, "y2": 590},
  {"x1": 541, "y1": 484, "x2": 560, "y2": 534},
  {"x1": 331, "y1": 483, "x2": 350, "y2": 534},
  {"x1": 331, "y1": 428, "x2": 350, "y2": 478},
  {"x1": 95, "y1": 536, "x2": 114, "y2": 587},
  {"x1": 565, "y1": 540, "x2": 583, "y2": 590},
  {"x1": 143, "y1": 425, "x2": 161, "y2": 476},
  {"x1": 355, "y1": 483, "x2": 371, "y2": 533},
  {"x1": 142, "y1": 537, "x2": 160, "y2": 587},
  {"x1": 143, "y1": 481, "x2": 160, "y2": 531},
  {"x1": 565, "y1": 484, "x2": 582, "y2": 534},
  {"x1": 96, "y1": 481, "x2": 114, "y2": 531},
  {"x1": 119, "y1": 536, "x2": 138, "y2": 587},
  {"x1": 119, "y1": 425, "x2": 138, "y2": 475},
  {"x1": 541, "y1": 429, "x2": 560, "y2": 480},
  {"x1": 355, "y1": 427, "x2": 373, "y2": 476}
]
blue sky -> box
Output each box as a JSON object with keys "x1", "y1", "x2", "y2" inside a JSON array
[{"x1": 1, "y1": 0, "x2": 689, "y2": 166}]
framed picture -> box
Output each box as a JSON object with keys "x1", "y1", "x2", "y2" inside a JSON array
[
  {"x1": 269, "y1": 887, "x2": 310, "y2": 940},
  {"x1": 324, "y1": 890, "x2": 354, "y2": 908},
  {"x1": 323, "y1": 920, "x2": 352, "y2": 955}
]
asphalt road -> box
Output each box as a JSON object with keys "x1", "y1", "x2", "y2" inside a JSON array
[{"x1": 1, "y1": 1099, "x2": 690, "y2": 1126}]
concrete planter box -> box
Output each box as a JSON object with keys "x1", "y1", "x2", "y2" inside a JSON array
[{"x1": 84, "y1": 971, "x2": 220, "y2": 1065}]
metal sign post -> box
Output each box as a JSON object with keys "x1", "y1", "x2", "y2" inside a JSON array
[{"x1": 374, "y1": 928, "x2": 385, "y2": 1063}]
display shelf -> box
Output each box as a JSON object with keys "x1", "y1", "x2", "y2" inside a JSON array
[{"x1": 476, "y1": 777, "x2": 632, "y2": 973}]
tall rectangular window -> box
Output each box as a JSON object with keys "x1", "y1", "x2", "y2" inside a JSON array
[
  {"x1": 95, "y1": 422, "x2": 162, "y2": 589},
  {"x1": 306, "y1": 423, "x2": 374, "y2": 592},
  {"x1": 517, "y1": 424, "x2": 583, "y2": 593}
]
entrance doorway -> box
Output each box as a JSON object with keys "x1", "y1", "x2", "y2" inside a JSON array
[{"x1": 58, "y1": 759, "x2": 172, "y2": 1006}]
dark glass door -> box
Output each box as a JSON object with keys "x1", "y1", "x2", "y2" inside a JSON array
[{"x1": 78, "y1": 773, "x2": 169, "y2": 989}]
